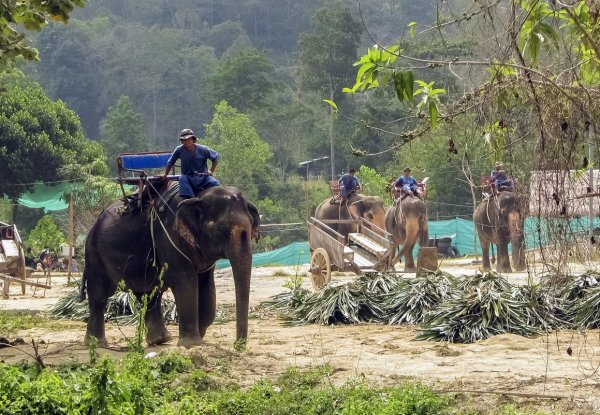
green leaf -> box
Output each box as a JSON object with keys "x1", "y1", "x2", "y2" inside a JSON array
[
  {"x1": 393, "y1": 71, "x2": 405, "y2": 102},
  {"x1": 429, "y1": 100, "x2": 439, "y2": 128},
  {"x1": 408, "y1": 22, "x2": 416, "y2": 39},
  {"x1": 402, "y1": 71, "x2": 414, "y2": 102},
  {"x1": 322, "y1": 99, "x2": 338, "y2": 111}
]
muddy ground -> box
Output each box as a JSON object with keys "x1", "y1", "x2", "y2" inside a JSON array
[{"x1": 1, "y1": 259, "x2": 600, "y2": 414}]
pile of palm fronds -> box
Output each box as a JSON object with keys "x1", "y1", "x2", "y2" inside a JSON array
[
  {"x1": 417, "y1": 273, "x2": 543, "y2": 342},
  {"x1": 49, "y1": 288, "x2": 178, "y2": 324},
  {"x1": 264, "y1": 271, "x2": 582, "y2": 343},
  {"x1": 262, "y1": 272, "x2": 449, "y2": 326}
]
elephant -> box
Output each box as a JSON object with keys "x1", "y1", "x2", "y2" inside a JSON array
[
  {"x1": 384, "y1": 196, "x2": 429, "y2": 271},
  {"x1": 79, "y1": 185, "x2": 260, "y2": 348},
  {"x1": 473, "y1": 191, "x2": 526, "y2": 272},
  {"x1": 314, "y1": 193, "x2": 387, "y2": 240}
]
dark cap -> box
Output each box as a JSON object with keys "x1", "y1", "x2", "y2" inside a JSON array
[
  {"x1": 403, "y1": 167, "x2": 411, "y2": 172},
  {"x1": 179, "y1": 128, "x2": 196, "y2": 140}
]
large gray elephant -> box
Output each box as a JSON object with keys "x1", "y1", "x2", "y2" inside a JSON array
[
  {"x1": 314, "y1": 193, "x2": 386, "y2": 239},
  {"x1": 473, "y1": 191, "x2": 525, "y2": 272},
  {"x1": 384, "y1": 196, "x2": 429, "y2": 271},
  {"x1": 80, "y1": 185, "x2": 260, "y2": 348}
]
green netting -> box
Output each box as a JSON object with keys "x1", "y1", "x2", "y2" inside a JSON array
[
  {"x1": 18, "y1": 182, "x2": 81, "y2": 211},
  {"x1": 216, "y1": 241, "x2": 310, "y2": 269}
]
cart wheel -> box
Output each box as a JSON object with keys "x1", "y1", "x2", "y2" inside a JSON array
[
  {"x1": 18, "y1": 246, "x2": 26, "y2": 295},
  {"x1": 309, "y1": 248, "x2": 331, "y2": 290}
]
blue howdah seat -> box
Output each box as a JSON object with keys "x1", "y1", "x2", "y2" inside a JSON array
[{"x1": 116, "y1": 151, "x2": 180, "y2": 201}]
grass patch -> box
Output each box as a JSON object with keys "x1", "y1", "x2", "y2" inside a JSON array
[
  {"x1": 0, "y1": 349, "x2": 576, "y2": 415},
  {"x1": 0, "y1": 311, "x2": 84, "y2": 337},
  {"x1": 271, "y1": 269, "x2": 292, "y2": 277}
]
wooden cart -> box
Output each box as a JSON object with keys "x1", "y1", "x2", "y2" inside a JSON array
[
  {"x1": 307, "y1": 217, "x2": 395, "y2": 290},
  {"x1": 0, "y1": 222, "x2": 32, "y2": 298}
]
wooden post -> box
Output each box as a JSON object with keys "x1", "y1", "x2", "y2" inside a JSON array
[
  {"x1": 417, "y1": 247, "x2": 439, "y2": 276},
  {"x1": 67, "y1": 192, "x2": 74, "y2": 282}
]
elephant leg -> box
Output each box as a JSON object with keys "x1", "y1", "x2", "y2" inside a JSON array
[
  {"x1": 480, "y1": 240, "x2": 492, "y2": 271},
  {"x1": 84, "y1": 270, "x2": 116, "y2": 348},
  {"x1": 496, "y1": 243, "x2": 512, "y2": 273},
  {"x1": 197, "y1": 269, "x2": 216, "y2": 338},
  {"x1": 141, "y1": 291, "x2": 172, "y2": 345},
  {"x1": 170, "y1": 278, "x2": 203, "y2": 348}
]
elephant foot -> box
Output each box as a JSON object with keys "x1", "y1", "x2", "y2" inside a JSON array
[
  {"x1": 177, "y1": 335, "x2": 204, "y2": 348},
  {"x1": 514, "y1": 265, "x2": 527, "y2": 272},
  {"x1": 84, "y1": 334, "x2": 108, "y2": 348},
  {"x1": 496, "y1": 266, "x2": 512, "y2": 273},
  {"x1": 403, "y1": 266, "x2": 417, "y2": 273},
  {"x1": 147, "y1": 330, "x2": 173, "y2": 346}
]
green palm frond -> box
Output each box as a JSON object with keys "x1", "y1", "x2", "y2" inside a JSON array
[
  {"x1": 570, "y1": 285, "x2": 600, "y2": 329},
  {"x1": 383, "y1": 272, "x2": 453, "y2": 325}
]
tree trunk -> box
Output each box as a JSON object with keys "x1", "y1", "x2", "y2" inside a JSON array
[{"x1": 329, "y1": 78, "x2": 335, "y2": 180}]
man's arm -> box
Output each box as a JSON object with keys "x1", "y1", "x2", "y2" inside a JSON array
[{"x1": 208, "y1": 161, "x2": 218, "y2": 176}]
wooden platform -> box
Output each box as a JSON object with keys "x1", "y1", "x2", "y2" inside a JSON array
[{"x1": 348, "y1": 233, "x2": 388, "y2": 257}]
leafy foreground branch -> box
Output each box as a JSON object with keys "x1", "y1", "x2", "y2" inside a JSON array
[
  {"x1": 264, "y1": 271, "x2": 600, "y2": 343},
  {"x1": 0, "y1": 347, "x2": 568, "y2": 415}
]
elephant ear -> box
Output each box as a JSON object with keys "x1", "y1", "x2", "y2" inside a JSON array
[
  {"x1": 247, "y1": 201, "x2": 261, "y2": 242},
  {"x1": 348, "y1": 200, "x2": 362, "y2": 219},
  {"x1": 174, "y1": 199, "x2": 204, "y2": 248}
]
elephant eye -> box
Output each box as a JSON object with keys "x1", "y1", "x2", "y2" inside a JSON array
[{"x1": 367, "y1": 212, "x2": 374, "y2": 220}]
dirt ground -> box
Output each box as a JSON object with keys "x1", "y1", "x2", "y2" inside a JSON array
[{"x1": 2, "y1": 259, "x2": 600, "y2": 414}]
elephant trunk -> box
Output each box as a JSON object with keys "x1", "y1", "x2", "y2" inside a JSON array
[
  {"x1": 508, "y1": 212, "x2": 526, "y2": 271},
  {"x1": 228, "y1": 224, "x2": 253, "y2": 341}
]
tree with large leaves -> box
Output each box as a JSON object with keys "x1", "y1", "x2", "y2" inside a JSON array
[
  {"x1": 251, "y1": 89, "x2": 326, "y2": 183},
  {"x1": 204, "y1": 100, "x2": 273, "y2": 199},
  {"x1": 0, "y1": 0, "x2": 85, "y2": 71},
  {"x1": 100, "y1": 95, "x2": 148, "y2": 175},
  {"x1": 200, "y1": 48, "x2": 279, "y2": 114},
  {"x1": 0, "y1": 79, "x2": 106, "y2": 200},
  {"x1": 297, "y1": 3, "x2": 363, "y2": 179}
]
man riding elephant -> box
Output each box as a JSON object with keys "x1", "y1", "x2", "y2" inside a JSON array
[
  {"x1": 338, "y1": 169, "x2": 361, "y2": 204},
  {"x1": 163, "y1": 128, "x2": 220, "y2": 199},
  {"x1": 393, "y1": 167, "x2": 424, "y2": 201}
]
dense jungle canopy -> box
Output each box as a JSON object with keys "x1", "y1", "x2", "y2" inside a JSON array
[{"x1": 0, "y1": 0, "x2": 599, "y2": 250}]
